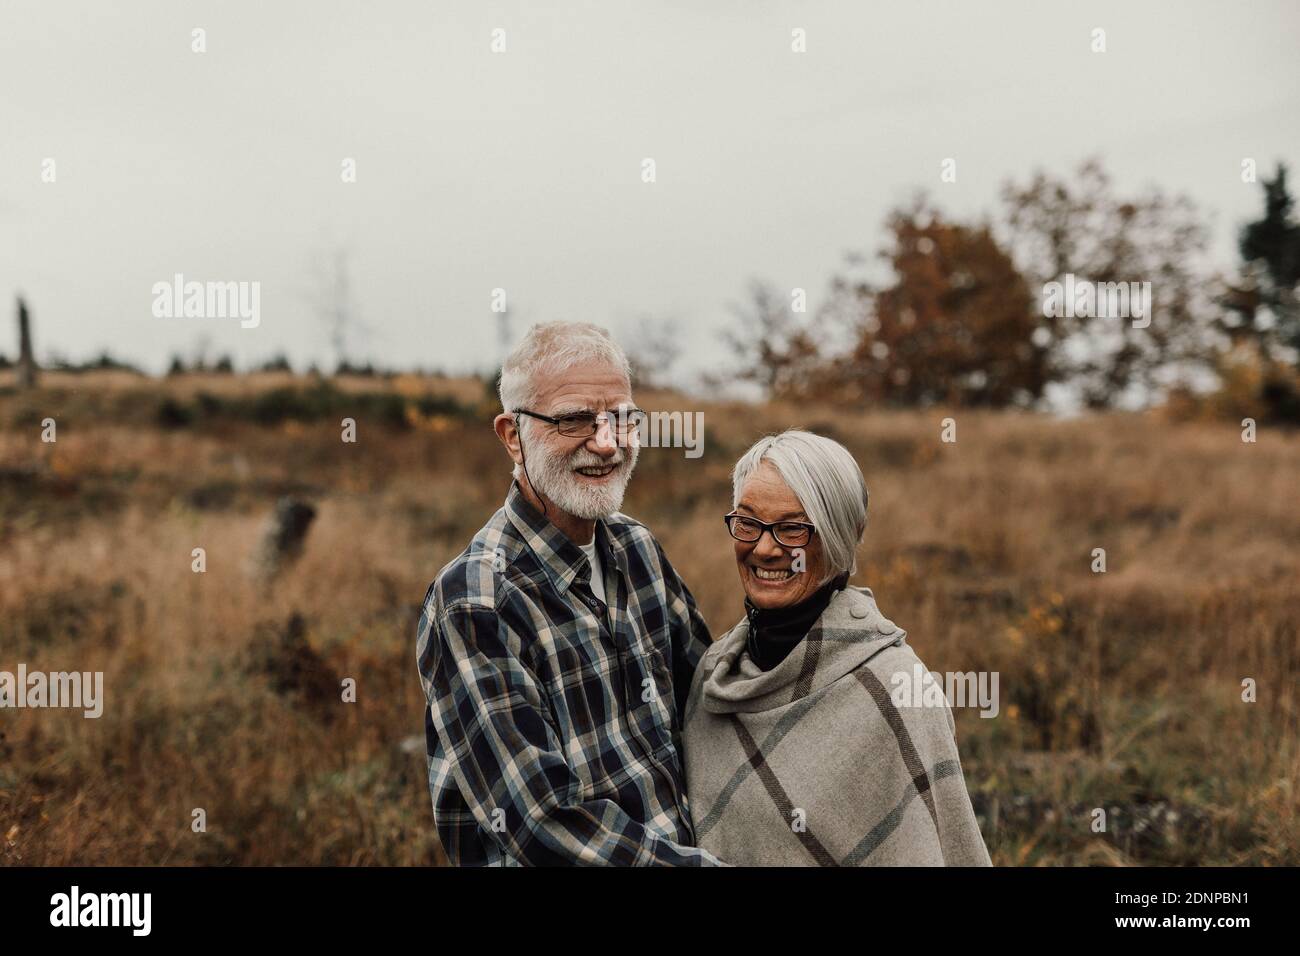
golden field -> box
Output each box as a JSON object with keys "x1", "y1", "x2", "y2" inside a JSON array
[{"x1": 1, "y1": 370, "x2": 1296, "y2": 866}]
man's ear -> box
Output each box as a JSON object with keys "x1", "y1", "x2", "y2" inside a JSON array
[{"x1": 494, "y1": 412, "x2": 524, "y2": 466}]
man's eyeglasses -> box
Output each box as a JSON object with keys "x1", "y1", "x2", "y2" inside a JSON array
[
  {"x1": 723, "y1": 512, "x2": 816, "y2": 548},
  {"x1": 514, "y1": 407, "x2": 647, "y2": 439}
]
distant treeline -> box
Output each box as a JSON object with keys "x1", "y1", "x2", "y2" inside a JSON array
[
  {"x1": 0, "y1": 351, "x2": 146, "y2": 375},
  {"x1": 3, "y1": 379, "x2": 477, "y2": 432},
  {"x1": 8, "y1": 158, "x2": 1298, "y2": 424},
  {"x1": 165, "y1": 354, "x2": 434, "y2": 378},
  {"x1": 0, "y1": 351, "x2": 447, "y2": 380},
  {"x1": 154, "y1": 381, "x2": 472, "y2": 430}
]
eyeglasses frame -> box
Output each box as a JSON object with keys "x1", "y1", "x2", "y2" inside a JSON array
[
  {"x1": 512, "y1": 406, "x2": 646, "y2": 440},
  {"x1": 723, "y1": 512, "x2": 816, "y2": 548}
]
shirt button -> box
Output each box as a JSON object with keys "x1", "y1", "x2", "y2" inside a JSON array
[{"x1": 850, "y1": 606, "x2": 867, "y2": 619}]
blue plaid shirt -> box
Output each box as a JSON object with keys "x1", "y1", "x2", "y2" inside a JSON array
[{"x1": 416, "y1": 481, "x2": 722, "y2": 865}]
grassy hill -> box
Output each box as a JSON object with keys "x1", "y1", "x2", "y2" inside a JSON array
[{"x1": 1, "y1": 371, "x2": 1296, "y2": 865}]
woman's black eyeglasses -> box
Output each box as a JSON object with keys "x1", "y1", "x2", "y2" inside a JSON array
[
  {"x1": 514, "y1": 407, "x2": 646, "y2": 439},
  {"x1": 723, "y1": 512, "x2": 815, "y2": 548}
]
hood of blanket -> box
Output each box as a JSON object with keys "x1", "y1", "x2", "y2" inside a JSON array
[{"x1": 699, "y1": 585, "x2": 907, "y2": 714}]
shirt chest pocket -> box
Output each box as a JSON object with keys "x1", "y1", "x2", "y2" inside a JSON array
[{"x1": 621, "y1": 632, "x2": 678, "y2": 757}]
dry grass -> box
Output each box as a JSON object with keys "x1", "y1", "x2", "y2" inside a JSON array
[{"x1": 1, "y1": 373, "x2": 1296, "y2": 865}]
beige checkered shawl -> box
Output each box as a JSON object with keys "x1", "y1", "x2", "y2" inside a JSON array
[{"x1": 683, "y1": 585, "x2": 992, "y2": 866}]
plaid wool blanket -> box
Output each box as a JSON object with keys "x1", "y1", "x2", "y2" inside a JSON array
[{"x1": 683, "y1": 585, "x2": 992, "y2": 866}]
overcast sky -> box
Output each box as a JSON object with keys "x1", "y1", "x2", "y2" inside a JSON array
[{"x1": 2, "y1": 0, "x2": 1297, "y2": 383}]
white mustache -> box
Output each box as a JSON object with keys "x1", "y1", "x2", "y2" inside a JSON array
[{"x1": 569, "y1": 452, "x2": 626, "y2": 468}]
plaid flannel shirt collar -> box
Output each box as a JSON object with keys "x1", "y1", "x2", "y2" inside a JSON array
[{"x1": 503, "y1": 480, "x2": 621, "y2": 596}]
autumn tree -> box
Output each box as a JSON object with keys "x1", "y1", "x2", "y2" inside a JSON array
[
  {"x1": 823, "y1": 201, "x2": 1046, "y2": 408},
  {"x1": 720, "y1": 279, "x2": 824, "y2": 399},
  {"x1": 1000, "y1": 158, "x2": 1215, "y2": 407}
]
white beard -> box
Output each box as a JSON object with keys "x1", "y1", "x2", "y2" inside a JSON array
[{"x1": 524, "y1": 433, "x2": 639, "y2": 519}]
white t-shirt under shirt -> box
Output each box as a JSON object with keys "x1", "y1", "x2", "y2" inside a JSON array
[{"x1": 580, "y1": 537, "x2": 605, "y2": 604}]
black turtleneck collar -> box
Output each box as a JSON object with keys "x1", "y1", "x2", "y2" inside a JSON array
[{"x1": 744, "y1": 572, "x2": 850, "y2": 671}]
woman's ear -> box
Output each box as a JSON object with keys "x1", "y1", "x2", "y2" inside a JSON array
[{"x1": 494, "y1": 413, "x2": 524, "y2": 466}]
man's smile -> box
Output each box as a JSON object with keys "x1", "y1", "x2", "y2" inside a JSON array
[{"x1": 574, "y1": 463, "x2": 618, "y2": 480}]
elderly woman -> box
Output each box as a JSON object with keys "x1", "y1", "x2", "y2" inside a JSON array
[{"x1": 682, "y1": 430, "x2": 991, "y2": 866}]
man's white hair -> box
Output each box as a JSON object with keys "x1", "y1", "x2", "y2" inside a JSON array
[
  {"x1": 731, "y1": 429, "x2": 869, "y2": 583},
  {"x1": 499, "y1": 321, "x2": 633, "y2": 480},
  {"x1": 498, "y1": 321, "x2": 632, "y2": 414}
]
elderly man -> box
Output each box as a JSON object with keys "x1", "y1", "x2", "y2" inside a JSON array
[{"x1": 416, "y1": 321, "x2": 722, "y2": 865}]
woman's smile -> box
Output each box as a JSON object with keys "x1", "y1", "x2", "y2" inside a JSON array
[{"x1": 748, "y1": 564, "x2": 797, "y2": 583}]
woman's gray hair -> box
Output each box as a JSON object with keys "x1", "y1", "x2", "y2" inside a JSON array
[
  {"x1": 498, "y1": 321, "x2": 632, "y2": 414},
  {"x1": 732, "y1": 429, "x2": 869, "y2": 582}
]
